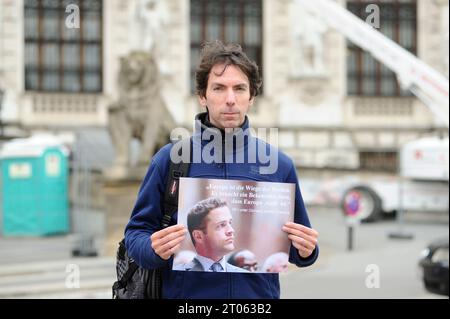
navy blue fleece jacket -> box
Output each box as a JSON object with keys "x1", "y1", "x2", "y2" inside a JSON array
[{"x1": 125, "y1": 113, "x2": 318, "y2": 299}]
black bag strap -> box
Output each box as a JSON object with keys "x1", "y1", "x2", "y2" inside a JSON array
[
  {"x1": 146, "y1": 138, "x2": 191, "y2": 299},
  {"x1": 115, "y1": 262, "x2": 139, "y2": 290},
  {"x1": 161, "y1": 138, "x2": 192, "y2": 228}
]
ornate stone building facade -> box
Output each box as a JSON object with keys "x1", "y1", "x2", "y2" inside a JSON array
[{"x1": 0, "y1": 0, "x2": 448, "y2": 172}]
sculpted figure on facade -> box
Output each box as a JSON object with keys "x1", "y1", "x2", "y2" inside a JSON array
[
  {"x1": 108, "y1": 51, "x2": 173, "y2": 171},
  {"x1": 289, "y1": 1, "x2": 327, "y2": 77},
  {"x1": 129, "y1": 0, "x2": 170, "y2": 73}
]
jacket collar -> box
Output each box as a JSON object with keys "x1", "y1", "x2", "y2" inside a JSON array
[{"x1": 193, "y1": 112, "x2": 251, "y2": 150}]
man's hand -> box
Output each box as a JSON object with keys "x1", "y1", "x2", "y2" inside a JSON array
[
  {"x1": 151, "y1": 225, "x2": 187, "y2": 260},
  {"x1": 282, "y1": 222, "x2": 319, "y2": 258}
]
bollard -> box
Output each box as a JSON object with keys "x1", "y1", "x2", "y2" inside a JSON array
[{"x1": 347, "y1": 225, "x2": 354, "y2": 251}]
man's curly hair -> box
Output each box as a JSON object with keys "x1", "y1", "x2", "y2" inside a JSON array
[{"x1": 195, "y1": 40, "x2": 262, "y2": 99}]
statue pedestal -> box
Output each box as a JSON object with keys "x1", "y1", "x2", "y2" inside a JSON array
[{"x1": 101, "y1": 167, "x2": 146, "y2": 256}]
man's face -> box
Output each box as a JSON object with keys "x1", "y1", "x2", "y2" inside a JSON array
[
  {"x1": 201, "y1": 206, "x2": 235, "y2": 257},
  {"x1": 199, "y1": 63, "x2": 254, "y2": 129}
]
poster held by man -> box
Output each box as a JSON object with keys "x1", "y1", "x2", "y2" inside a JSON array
[{"x1": 173, "y1": 177, "x2": 295, "y2": 273}]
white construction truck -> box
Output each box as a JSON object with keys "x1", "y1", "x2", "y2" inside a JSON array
[
  {"x1": 340, "y1": 137, "x2": 449, "y2": 221},
  {"x1": 296, "y1": 0, "x2": 449, "y2": 221}
]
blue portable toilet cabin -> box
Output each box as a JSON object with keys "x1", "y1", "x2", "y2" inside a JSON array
[{"x1": 0, "y1": 135, "x2": 70, "y2": 236}]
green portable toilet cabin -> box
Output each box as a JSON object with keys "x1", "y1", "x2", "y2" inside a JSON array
[{"x1": 0, "y1": 135, "x2": 70, "y2": 236}]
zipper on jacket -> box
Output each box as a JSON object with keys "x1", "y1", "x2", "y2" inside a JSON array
[{"x1": 222, "y1": 139, "x2": 228, "y2": 178}]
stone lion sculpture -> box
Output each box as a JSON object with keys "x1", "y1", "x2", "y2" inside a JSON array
[{"x1": 108, "y1": 51, "x2": 174, "y2": 169}]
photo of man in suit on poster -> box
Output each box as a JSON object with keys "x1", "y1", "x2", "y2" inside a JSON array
[
  {"x1": 173, "y1": 197, "x2": 248, "y2": 272},
  {"x1": 173, "y1": 178, "x2": 295, "y2": 273}
]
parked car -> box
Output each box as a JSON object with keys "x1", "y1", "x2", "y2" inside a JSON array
[{"x1": 419, "y1": 238, "x2": 449, "y2": 296}]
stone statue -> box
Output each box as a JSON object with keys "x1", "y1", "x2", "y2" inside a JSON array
[
  {"x1": 108, "y1": 51, "x2": 174, "y2": 176},
  {"x1": 289, "y1": 1, "x2": 327, "y2": 77},
  {"x1": 129, "y1": 0, "x2": 169, "y2": 54}
]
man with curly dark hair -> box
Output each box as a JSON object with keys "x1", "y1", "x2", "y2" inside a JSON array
[{"x1": 125, "y1": 41, "x2": 319, "y2": 299}]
